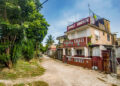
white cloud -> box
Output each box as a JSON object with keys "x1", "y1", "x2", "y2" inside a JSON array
[{"x1": 42, "y1": 0, "x2": 120, "y2": 45}]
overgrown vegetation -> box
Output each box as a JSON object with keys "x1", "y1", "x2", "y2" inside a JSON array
[
  {"x1": 0, "y1": 0, "x2": 49, "y2": 68},
  {"x1": 0, "y1": 59, "x2": 45, "y2": 80},
  {"x1": 0, "y1": 83, "x2": 5, "y2": 86},
  {"x1": 0, "y1": 81, "x2": 48, "y2": 86},
  {"x1": 46, "y1": 35, "x2": 54, "y2": 46},
  {"x1": 13, "y1": 81, "x2": 48, "y2": 86}
]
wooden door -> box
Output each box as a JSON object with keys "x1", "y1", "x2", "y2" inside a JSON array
[{"x1": 102, "y1": 51, "x2": 110, "y2": 73}]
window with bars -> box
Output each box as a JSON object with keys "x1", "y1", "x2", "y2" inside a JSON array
[{"x1": 76, "y1": 49, "x2": 83, "y2": 56}]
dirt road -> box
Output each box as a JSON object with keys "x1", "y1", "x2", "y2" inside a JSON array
[
  {"x1": 0, "y1": 55, "x2": 119, "y2": 86},
  {"x1": 40, "y1": 56, "x2": 119, "y2": 86}
]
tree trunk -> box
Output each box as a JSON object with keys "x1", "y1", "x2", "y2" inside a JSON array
[
  {"x1": 6, "y1": 47, "x2": 13, "y2": 68},
  {"x1": 6, "y1": 60, "x2": 12, "y2": 69},
  {"x1": 35, "y1": 42, "x2": 39, "y2": 57}
]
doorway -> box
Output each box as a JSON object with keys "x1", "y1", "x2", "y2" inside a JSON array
[{"x1": 102, "y1": 50, "x2": 110, "y2": 73}]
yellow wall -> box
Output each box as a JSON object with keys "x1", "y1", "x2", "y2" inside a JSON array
[{"x1": 90, "y1": 27, "x2": 112, "y2": 45}]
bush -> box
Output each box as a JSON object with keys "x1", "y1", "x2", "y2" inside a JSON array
[
  {"x1": 11, "y1": 44, "x2": 22, "y2": 64},
  {"x1": 0, "y1": 45, "x2": 22, "y2": 68},
  {"x1": 22, "y1": 40, "x2": 34, "y2": 61}
]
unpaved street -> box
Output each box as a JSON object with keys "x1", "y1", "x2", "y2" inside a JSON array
[
  {"x1": 0, "y1": 55, "x2": 119, "y2": 86},
  {"x1": 40, "y1": 56, "x2": 120, "y2": 86}
]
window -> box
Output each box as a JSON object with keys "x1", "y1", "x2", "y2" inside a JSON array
[
  {"x1": 95, "y1": 35, "x2": 99, "y2": 40},
  {"x1": 95, "y1": 30, "x2": 100, "y2": 41},
  {"x1": 76, "y1": 49, "x2": 83, "y2": 56},
  {"x1": 103, "y1": 32, "x2": 105, "y2": 36},
  {"x1": 68, "y1": 50, "x2": 71, "y2": 55},
  {"x1": 107, "y1": 34, "x2": 110, "y2": 41}
]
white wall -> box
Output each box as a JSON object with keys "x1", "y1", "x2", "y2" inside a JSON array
[
  {"x1": 68, "y1": 28, "x2": 91, "y2": 40},
  {"x1": 92, "y1": 47, "x2": 101, "y2": 56},
  {"x1": 92, "y1": 46, "x2": 107, "y2": 57}
]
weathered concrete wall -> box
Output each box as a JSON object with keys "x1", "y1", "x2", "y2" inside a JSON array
[
  {"x1": 116, "y1": 47, "x2": 120, "y2": 58},
  {"x1": 90, "y1": 27, "x2": 112, "y2": 45}
]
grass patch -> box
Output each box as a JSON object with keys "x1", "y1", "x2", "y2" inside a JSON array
[
  {"x1": 13, "y1": 81, "x2": 48, "y2": 86},
  {"x1": 13, "y1": 83, "x2": 25, "y2": 86},
  {"x1": 29, "y1": 81, "x2": 48, "y2": 86},
  {"x1": 0, "y1": 59, "x2": 45, "y2": 80},
  {"x1": 0, "y1": 83, "x2": 5, "y2": 86}
]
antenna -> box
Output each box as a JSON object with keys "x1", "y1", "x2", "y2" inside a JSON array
[{"x1": 88, "y1": 3, "x2": 90, "y2": 16}]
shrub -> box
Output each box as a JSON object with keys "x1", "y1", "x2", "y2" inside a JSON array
[{"x1": 22, "y1": 40, "x2": 34, "y2": 61}]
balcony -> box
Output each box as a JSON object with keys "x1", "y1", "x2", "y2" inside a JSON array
[{"x1": 63, "y1": 37, "x2": 91, "y2": 47}]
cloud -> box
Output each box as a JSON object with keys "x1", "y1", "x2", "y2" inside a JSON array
[{"x1": 42, "y1": 0, "x2": 120, "y2": 45}]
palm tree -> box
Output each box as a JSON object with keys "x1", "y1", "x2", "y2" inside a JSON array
[{"x1": 46, "y1": 35, "x2": 54, "y2": 46}]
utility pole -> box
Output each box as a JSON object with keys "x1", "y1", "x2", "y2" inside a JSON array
[
  {"x1": 112, "y1": 45, "x2": 117, "y2": 73},
  {"x1": 111, "y1": 34, "x2": 118, "y2": 74}
]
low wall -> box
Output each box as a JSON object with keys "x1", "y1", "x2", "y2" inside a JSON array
[
  {"x1": 63, "y1": 56, "x2": 104, "y2": 71},
  {"x1": 92, "y1": 57, "x2": 103, "y2": 71},
  {"x1": 67, "y1": 58, "x2": 92, "y2": 69}
]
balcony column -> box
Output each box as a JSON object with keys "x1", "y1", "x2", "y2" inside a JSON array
[
  {"x1": 84, "y1": 47, "x2": 88, "y2": 57},
  {"x1": 63, "y1": 48, "x2": 66, "y2": 56},
  {"x1": 63, "y1": 48, "x2": 66, "y2": 62},
  {"x1": 71, "y1": 48, "x2": 75, "y2": 62},
  {"x1": 71, "y1": 48, "x2": 75, "y2": 56}
]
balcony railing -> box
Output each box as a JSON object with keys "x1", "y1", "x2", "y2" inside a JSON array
[{"x1": 63, "y1": 37, "x2": 91, "y2": 47}]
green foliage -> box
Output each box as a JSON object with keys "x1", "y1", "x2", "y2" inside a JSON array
[
  {"x1": 0, "y1": 82, "x2": 5, "y2": 86},
  {"x1": 13, "y1": 83, "x2": 25, "y2": 86},
  {"x1": 13, "y1": 81, "x2": 48, "y2": 86},
  {"x1": 31, "y1": 81, "x2": 49, "y2": 86},
  {"x1": 10, "y1": 44, "x2": 22, "y2": 63},
  {"x1": 22, "y1": 40, "x2": 34, "y2": 61},
  {"x1": 0, "y1": 59, "x2": 45, "y2": 80},
  {"x1": 0, "y1": 53, "x2": 10, "y2": 64},
  {"x1": 40, "y1": 44, "x2": 48, "y2": 53},
  {"x1": 46, "y1": 35, "x2": 54, "y2": 46},
  {"x1": 0, "y1": 0, "x2": 49, "y2": 68},
  {"x1": 87, "y1": 42, "x2": 92, "y2": 46}
]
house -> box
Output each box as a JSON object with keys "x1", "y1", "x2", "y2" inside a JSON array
[
  {"x1": 117, "y1": 38, "x2": 120, "y2": 46},
  {"x1": 57, "y1": 16, "x2": 117, "y2": 72},
  {"x1": 47, "y1": 44, "x2": 56, "y2": 57},
  {"x1": 56, "y1": 35, "x2": 67, "y2": 60}
]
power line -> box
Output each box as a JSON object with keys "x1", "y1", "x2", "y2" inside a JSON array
[{"x1": 41, "y1": 0, "x2": 48, "y2": 6}]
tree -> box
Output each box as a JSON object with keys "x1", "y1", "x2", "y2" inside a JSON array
[
  {"x1": 46, "y1": 35, "x2": 54, "y2": 46},
  {"x1": 0, "y1": 0, "x2": 49, "y2": 68},
  {"x1": 40, "y1": 43, "x2": 48, "y2": 53}
]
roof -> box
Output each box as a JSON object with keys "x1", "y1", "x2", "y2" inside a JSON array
[
  {"x1": 48, "y1": 44, "x2": 56, "y2": 49},
  {"x1": 117, "y1": 38, "x2": 120, "y2": 41},
  {"x1": 56, "y1": 35, "x2": 67, "y2": 40},
  {"x1": 88, "y1": 24, "x2": 113, "y2": 35},
  {"x1": 65, "y1": 24, "x2": 113, "y2": 35}
]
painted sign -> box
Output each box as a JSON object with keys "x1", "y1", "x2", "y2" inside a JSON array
[
  {"x1": 67, "y1": 17, "x2": 90, "y2": 31},
  {"x1": 63, "y1": 37, "x2": 91, "y2": 47}
]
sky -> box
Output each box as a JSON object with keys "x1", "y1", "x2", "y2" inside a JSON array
[{"x1": 40, "y1": 0, "x2": 120, "y2": 45}]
